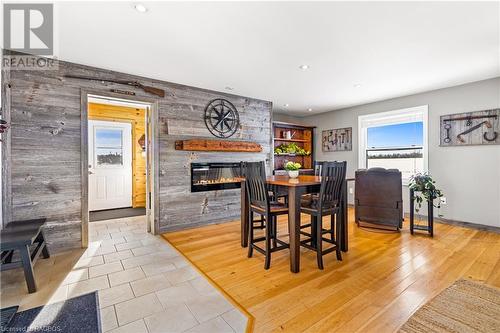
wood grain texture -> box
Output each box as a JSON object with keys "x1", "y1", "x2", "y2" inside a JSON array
[
  {"x1": 163, "y1": 208, "x2": 500, "y2": 333},
  {"x1": 3, "y1": 51, "x2": 272, "y2": 251},
  {"x1": 88, "y1": 102, "x2": 146, "y2": 208},
  {"x1": 175, "y1": 139, "x2": 262, "y2": 152}
]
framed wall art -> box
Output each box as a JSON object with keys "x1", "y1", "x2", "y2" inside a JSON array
[
  {"x1": 440, "y1": 109, "x2": 499, "y2": 146},
  {"x1": 322, "y1": 127, "x2": 352, "y2": 152}
]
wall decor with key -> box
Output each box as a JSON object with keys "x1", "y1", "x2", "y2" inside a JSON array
[
  {"x1": 322, "y1": 127, "x2": 352, "y2": 152},
  {"x1": 440, "y1": 109, "x2": 499, "y2": 146}
]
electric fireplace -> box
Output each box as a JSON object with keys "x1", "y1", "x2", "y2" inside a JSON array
[{"x1": 191, "y1": 162, "x2": 243, "y2": 192}]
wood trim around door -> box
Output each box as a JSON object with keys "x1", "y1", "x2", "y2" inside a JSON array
[{"x1": 80, "y1": 89, "x2": 160, "y2": 248}]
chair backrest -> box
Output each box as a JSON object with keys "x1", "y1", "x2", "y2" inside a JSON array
[
  {"x1": 243, "y1": 161, "x2": 269, "y2": 210},
  {"x1": 314, "y1": 161, "x2": 325, "y2": 176},
  {"x1": 318, "y1": 161, "x2": 347, "y2": 209},
  {"x1": 355, "y1": 168, "x2": 402, "y2": 208}
]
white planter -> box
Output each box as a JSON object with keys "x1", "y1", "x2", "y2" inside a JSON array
[{"x1": 287, "y1": 170, "x2": 299, "y2": 178}]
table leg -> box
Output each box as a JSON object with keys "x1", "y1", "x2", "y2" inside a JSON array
[
  {"x1": 241, "y1": 181, "x2": 249, "y2": 247},
  {"x1": 340, "y1": 181, "x2": 348, "y2": 252},
  {"x1": 20, "y1": 245, "x2": 36, "y2": 293},
  {"x1": 288, "y1": 186, "x2": 304, "y2": 273}
]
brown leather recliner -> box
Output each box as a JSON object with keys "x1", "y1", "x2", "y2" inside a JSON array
[{"x1": 355, "y1": 168, "x2": 403, "y2": 230}]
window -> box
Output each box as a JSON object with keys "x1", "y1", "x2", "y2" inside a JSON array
[
  {"x1": 358, "y1": 105, "x2": 428, "y2": 184},
  {"x1": 95, "y1": 128, "x2": 124, "y2": 166}
]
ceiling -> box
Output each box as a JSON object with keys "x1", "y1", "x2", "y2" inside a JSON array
[{"x1": 53, "y1": 1, "x2": 499, "y2": 116}]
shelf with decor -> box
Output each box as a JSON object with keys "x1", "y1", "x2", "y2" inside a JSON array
[{"x1": 272, "y1": 121, "x2": 316, "y2": 175}]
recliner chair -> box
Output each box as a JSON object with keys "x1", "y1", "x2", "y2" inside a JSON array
[{"x1": 355, "y1": 167, "x2": 403, "y2": 230}]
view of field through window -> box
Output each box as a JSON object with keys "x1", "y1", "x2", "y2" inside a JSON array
[{"x1": 366, "y1": 122, "x2": 424, "y2": 179}]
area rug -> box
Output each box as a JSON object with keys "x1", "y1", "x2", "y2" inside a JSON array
[
  {"x1": 4, "y1": 292, "x2": 101, "y2": 333},
  {"x1": 399, "y1": 279, "x2": 500, "y2": 333}
]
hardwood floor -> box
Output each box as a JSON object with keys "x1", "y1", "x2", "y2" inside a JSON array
[{"x1": 162, "y1": 208, "x2": 500, "y2": 333}]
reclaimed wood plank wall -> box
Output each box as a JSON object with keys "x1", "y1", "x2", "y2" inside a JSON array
[{"x1": 2, "y1": 53, "x2": 272, "y2": 252}]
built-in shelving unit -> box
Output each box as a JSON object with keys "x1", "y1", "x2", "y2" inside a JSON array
[{"x1": 272, "y1": 121, "x2": 316, "y2": 175}]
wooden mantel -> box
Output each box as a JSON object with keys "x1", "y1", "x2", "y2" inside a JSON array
[{"x1": 175, "y1": 139, "x2": 262, "y2": 152}]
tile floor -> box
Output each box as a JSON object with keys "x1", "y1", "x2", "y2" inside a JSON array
[{"x1": 0, "y1": 216, "x2": 248, "y2": 333}]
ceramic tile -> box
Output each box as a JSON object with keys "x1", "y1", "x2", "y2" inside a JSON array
[
  {"x1": 144, "y1": 305, "x2": 198, "y2": 333},
  {"x1": 89, "y1": 261, "x2": 123, "y2": 278},
  {"x1": 155, "y1": 282, "x2": 200, "y2": 308},
  {"x1": 164, "y1": 266, "x2": 200, "y2": 285},
  {"x1": 114, "y1": 240, "x2": 143, "y2": 252},
  {"x1": 186, "y1": 293, "x2": 234, "y2": 323},
  {"x1": 100, "y1": 306, "x2": 118, "y2": 332},
  {"x1": 115, "y1": 293, "x2": 163, "y2": 326},
  {"x1": 108, "y1": 319, "x2": 148, "y2": 333},
  {"x1": 186, "y1": 316, "x2": 234, "y2": 333},
  {"x1": 130, "y1": 274, "x2": 171, "y2": 297},
  {"x1": 104, "y1": 250, "x2": 134, "y2": 263},
  {"x1": 74, "y1": 255, "x2": 105, "y2": 269},
  {"x1": 140, "y1": 260, "x2": 176, "y2": 277},
  {"x1": 108, "y1": 267, "x2": 145, "y2": 287},
  {"x1": 67, "y1": 275, "x2": 109, "y2": 298},
  {"x1": 98, "y1": 283, "x2": 135, "y2": 308},
  {"x1": 222, "y1": 309, "x2": 248, "y2": 333},
  {"x1": 189, "y1": 277, "x2": 218, "y2": 296}
]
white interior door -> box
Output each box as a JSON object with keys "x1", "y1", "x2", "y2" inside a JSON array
[{"x1": 88, "y1": 120, "x2": 133, "y2": 211}]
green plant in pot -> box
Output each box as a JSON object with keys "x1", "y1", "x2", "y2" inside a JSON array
[
  {"x1": 408, "y1": 173, "x2": 444, "y2": 214},
  {"x1": 284, "y1": 161, "x2": 301, "y2": 178}
]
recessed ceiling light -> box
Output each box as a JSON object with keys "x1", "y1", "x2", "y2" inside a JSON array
[
  {"x1": 224, "y1": 86, "x2": 234, "y2": 91},
  {"x1": 134, "y1": 4, "x2": 148, "y2": 13},
  {"x1": 283, "y1": 103, "x2": 289, "y2": 107},
  {"x1": 299, "y1": 64, "x2": 310, "y2": 70},
  {"x1": 307, "y1": 108, "x2": 313, "y2": 112},
  {"x1": 353, "y1": 83, "x2": 362, "y2": 88}
]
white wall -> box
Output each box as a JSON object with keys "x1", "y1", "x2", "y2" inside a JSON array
[{"x1": 292, "y1": 78, "x2": 500, "y2": 227}]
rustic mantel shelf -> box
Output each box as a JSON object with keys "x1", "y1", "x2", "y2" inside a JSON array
[{"x1": 175, "y1": 139, "x2": 262, "y2": 152}]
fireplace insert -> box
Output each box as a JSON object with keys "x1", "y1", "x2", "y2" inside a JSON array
[{"x1": 191, "y1": 162, "x2": 243, "y2": 192}]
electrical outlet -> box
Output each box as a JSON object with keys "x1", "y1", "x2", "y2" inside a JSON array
[
  {"x1": 349, "y1": 187, "x2": 353, "y2": 194},
  {"x1": 440, "y1": 197, "x2": 447, "y2": 205}
]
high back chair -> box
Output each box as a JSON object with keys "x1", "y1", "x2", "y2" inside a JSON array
[
  {"x1": 300, "y1": 161, "x2": 347, "y2": 269},
  {"x1": 245, "y1": 162, "x2": 289, "y2": 269}
]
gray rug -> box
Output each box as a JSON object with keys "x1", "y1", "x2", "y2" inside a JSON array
[
  {"x1": 90, "y1": 207, "x2": 145, "y2": 222},
  {"x1": 4, "y1": 292, "x2": 101, "y2": 333}
]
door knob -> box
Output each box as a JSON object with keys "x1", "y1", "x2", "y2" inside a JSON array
[{"x1": 88, "y1": 171, "x2": 94, "y2": 175}]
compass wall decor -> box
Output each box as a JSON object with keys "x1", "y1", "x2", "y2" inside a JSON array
[
  {"x1": 204, "y1": 99, "x2": 240, "y2": 138},
  {"x1": 440, "y1": 109, "x2": 499, "y2": 146}
]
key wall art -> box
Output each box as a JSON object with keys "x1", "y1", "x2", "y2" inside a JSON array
[
  {"x1": 322, "y1": 127, "x2": 352, "y2": 152},
  {"x1": 440, "y1": 109, "x2": 499, "y2": 146}
]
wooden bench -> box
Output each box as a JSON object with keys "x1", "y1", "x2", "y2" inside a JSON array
[{"x1": 0, "y1": 219, "x2": 50, "y2": 293}]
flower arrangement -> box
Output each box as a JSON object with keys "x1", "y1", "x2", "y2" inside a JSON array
[
  {"x1": 284, "y1": 161, "x2": 301, "y2": 178},
  {"x1": 284, "y1": 161, "x2": 301, "y2": 171},
  {"x1": 408, "y1": 173, "x2": 443, "y2": 213}
]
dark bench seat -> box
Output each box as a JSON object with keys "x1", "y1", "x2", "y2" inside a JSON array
[{"x1": 1, "y1": 218, "x2": 50, "y2": 293}]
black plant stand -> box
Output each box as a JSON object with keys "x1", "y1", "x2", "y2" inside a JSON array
[{"x1": 409, "y1": 189, "x2": 434, "y2": 237}]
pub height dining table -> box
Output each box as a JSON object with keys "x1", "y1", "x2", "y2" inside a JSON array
[{"x1": 240, "y1": 175, "x2": 348, "y2": 273}]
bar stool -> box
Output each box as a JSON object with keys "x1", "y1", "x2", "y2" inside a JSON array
[
  {"x1": 245, "y1": 161, "x2": 289, "y2": 269},
  {"x1": 300, "y1": 161, "x2": 346, "y2": 269}
]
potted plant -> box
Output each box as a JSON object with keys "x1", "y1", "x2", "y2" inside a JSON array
[
  {"x1": 284, "y1": 161, "x2": 301, "y2": 178},
  {"x1": 408, "y1": 173, "x2": 444, "y2": 213}
]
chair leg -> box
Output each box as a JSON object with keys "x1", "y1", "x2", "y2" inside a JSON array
[
  {"x1": 272, "y1": 216, "x2": 277, "y2": 249},
  {"x1": 248, "y1": 212, "x2": 254, "y2": 258},
  {"x1": 264, "y1": 214, "x2": 272, "y2": 270},
  {"x1": 316, "y1": 215, "x2": 324, "y2": 270},
  {"x1": 20, "y1": 245, "x2": 37, "y2": 293},
  {"x1": 335, "y1": 213, "x2": 343, "y2": 261},
  {"x1": 311, "y1": 216, "x2": 317, "y2": 248},
  {"x1": 330, "y1": 214, "x2": 335, "y2": 242}
]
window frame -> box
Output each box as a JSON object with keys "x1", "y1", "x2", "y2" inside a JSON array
[{"x1": 358, "y1": 105, "x2": 429, "y2": 185}]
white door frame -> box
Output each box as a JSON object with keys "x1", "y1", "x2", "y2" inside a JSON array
[{"x1": 81, "y1": 90, "x2": 160, "y2": 248}]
